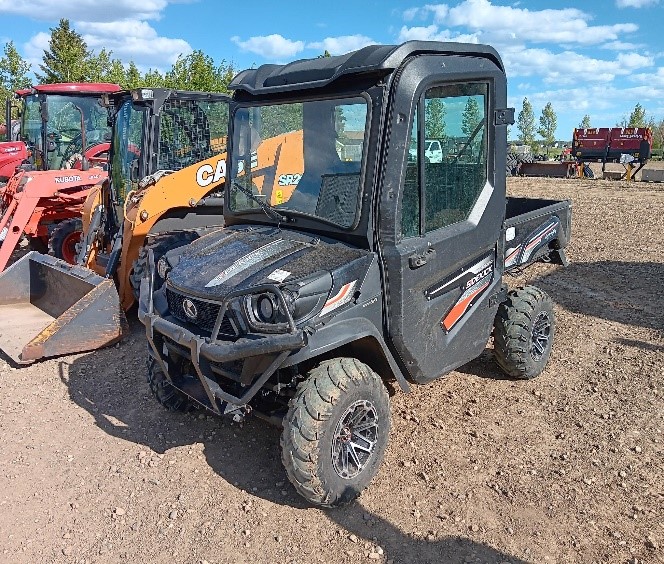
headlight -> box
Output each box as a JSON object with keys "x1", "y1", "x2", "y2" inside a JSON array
[
  {"x1": 244, "y1": 291, "x2": 294, "y2": 332},
  {"x1": 157, "y1": 256, "x2": 170, "y2": 279},
  {"x1": 255, "y1": 293, "x2": 277, "y2": 323}
]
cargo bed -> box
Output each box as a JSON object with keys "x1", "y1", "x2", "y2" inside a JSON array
[{"x1": 503, "y1": 197, "x2": 572, "y2": 271}]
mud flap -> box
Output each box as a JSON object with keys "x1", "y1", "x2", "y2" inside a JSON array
[{"x1": 0, "y1": 252, "x2": 127, "y2": 364}]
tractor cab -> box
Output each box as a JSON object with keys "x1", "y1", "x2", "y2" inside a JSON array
[{"x1": 0, "y1": 83, "x2": 120, "y2": 180}]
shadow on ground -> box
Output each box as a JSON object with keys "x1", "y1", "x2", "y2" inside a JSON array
[
  {"x1": 326, "y1": 503, "x2": 529, "y2": 564},
  {"x1": 531, "y1": 260, "x2": 663, "y2": 333},
  {"x1": 59, "y1": 319, "x2": 528, "y2": 563}
]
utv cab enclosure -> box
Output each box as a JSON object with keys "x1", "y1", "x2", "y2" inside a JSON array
[{"x1": 139, "y1": 41, "x2": 571, "y2": 507}]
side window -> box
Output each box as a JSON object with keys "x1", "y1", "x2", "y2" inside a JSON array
[
  {"x1": 401, "y1": 83, "x2": 488, "y2": 238},
  {"x1": 401, "y1": 111, "x2": 420, "y2": 238}
]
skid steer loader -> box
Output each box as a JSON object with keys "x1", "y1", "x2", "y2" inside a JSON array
[{"x1": 0, "y1": 88, "x2": 305, "y2": 364}]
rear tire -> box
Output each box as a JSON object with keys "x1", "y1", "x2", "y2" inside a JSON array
[
  {"x1": 130, "y1": 230, "x2": 200, "y2": 299},
  {"x1": 28, "y1": 236, "x2": 48, "y2": 254},
  {"x1": 50, "y1": 218, "x2": 82, "y2": 264},
  {"x1": 147, "y1": 356, "x2": 196, "y2": 412},
  {"x1": 493, "y1": 286, "x2": 555, "y2": 379},
  {"x1": 281, "y1": 358, "x2": 390, "y2": 507}
]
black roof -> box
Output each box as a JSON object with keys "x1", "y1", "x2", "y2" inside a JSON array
[{"x1": 230, "y1": 41, "x2": 504, "y2": 95}]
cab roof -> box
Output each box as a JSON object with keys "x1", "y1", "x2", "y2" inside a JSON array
[
  {"x1": 21, "y1": 83, "x2": 121, "y2": 96},
  {"x1": 230, "y1": 41, "x2": 504, "y2": 95}
]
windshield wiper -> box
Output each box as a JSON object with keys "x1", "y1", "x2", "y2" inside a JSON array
[{"x1": 232, "y1": 180, "x2": 290, "y2": 223}]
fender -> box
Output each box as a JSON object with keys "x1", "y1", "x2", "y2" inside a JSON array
[{"x1": 283, "y1": 317, "x2": 411, "y2": 392}]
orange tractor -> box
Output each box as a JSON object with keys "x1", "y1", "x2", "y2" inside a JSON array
[{"x1": 0, "y1": 83, "x2": 120, "y2": 271}]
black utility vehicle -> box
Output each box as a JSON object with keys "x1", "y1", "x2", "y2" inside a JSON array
[{"x1": 139, "y1": 41, "x2": 571, "y2": 507}]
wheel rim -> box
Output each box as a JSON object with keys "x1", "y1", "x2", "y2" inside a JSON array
[
  {"x1": 530, "y1": 311, "x2": 551, "y2": 361},
  {"x1": 60, "y1": 231, "x2": 81, "y2": 264},
  {"x1": 331, "y1": 399, "x2": 379, "y2": 479}
]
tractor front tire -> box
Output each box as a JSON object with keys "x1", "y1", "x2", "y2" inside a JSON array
[
  {"x1": 147, "y1": 356, "x2": 196, "y2": 412},
  {"x1": 50, "y1": 218, "x2": 83, "y2": 264},
  {"x1": 493, "y1": 285, "x2": 555, "y2": 380},
  {"x1": 130, "y1": 230, "x2": 200, "y2": 299},
  {"x1": 281, "y1": 358, "x2": 390, "y2": 507}
]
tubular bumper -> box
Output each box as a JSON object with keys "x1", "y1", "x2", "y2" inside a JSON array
[{"x1": 138, "y1": 251, "x2": 305, "y2": 415}]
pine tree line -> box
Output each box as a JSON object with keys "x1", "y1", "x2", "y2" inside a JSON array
[{"x1": 0, "y1": 19, "x2": 236, "y2": 120}]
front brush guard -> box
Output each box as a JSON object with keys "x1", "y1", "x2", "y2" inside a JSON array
[{"x1": 138, "y1": 251, "x2": 306, "y2": 415}]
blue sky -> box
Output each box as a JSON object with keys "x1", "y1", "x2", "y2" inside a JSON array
[{"x1": 0, "y1": 0, "x2": 662, "y2": 140}]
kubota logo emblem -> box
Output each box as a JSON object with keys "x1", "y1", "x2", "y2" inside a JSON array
[{"x1": 182, "y1": 298, "x2": 198, "y2": 319}]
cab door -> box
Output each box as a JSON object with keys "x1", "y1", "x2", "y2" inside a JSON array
[{"x1": 379, "y1": 53, "x2": 511, "y2": 384}]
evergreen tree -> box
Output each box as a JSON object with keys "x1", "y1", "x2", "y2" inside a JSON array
[
  {"x1": 461, "y1": 97, "x2": 481, "y2": 137},
  {"x1": 36, "y1": 19, "x2": 91, "y2": 83},
  {"x1": 628, "y1": 103, "x2": 647, "y2": 127},
  {"x1": 0, "y1": 42, "x2": 31, "y2": 120},
  {"x1": 425, "y1": 97, "x2": 446, "y2": 139},
  {"x1": 516, "y1": 97, "x2": 535, "y2": 146},
  {"x1": 87, "y1": 48, "x2": 126, "y2": 85},
  {"x1": 653, "y1": 118, "x2": 664, "y2": 151},
  {"x1": 579, "y1": 114, "x2": 591, "y2": 128},
  {"x1": 537, "y1": 102, "x2": 557, "y2": 157},
  {"x1": 141, "y1": 68, "x2": 166, "y2": 88},
  {"x1": 165, "y1": 50, "x2": 234, "y2": 92},
  {"x1": 125, "y1": 62, "x2": 142, "y2": 90}
]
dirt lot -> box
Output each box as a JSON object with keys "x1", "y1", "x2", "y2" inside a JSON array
[{"x1": 0, "y1": 176, "x2": 662, "y2": 564}]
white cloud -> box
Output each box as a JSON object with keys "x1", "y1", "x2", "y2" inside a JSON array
[
  {"x1": 630, "y1": 67, "x2": 664, "y2": 88},
  {"x1": 601, "y1": 41, "x2": 644, "y2": 50},
  {"x1": 404, "y1": 0, "x2": 639, "y2": 46},
  {"x1": 0, "y1": 0, "x2": 170, "y2": 22},
  {"x1": 78, "y1": 20, "x2": 191, "y2": 68},
  {"x1": 12, "y1": 0, "x2": 192, "y2": 72},
  {"x1": 501, "y1": 44, "x2": 653, "y2": 86},
  {"x1": 397, "y1": 25, "x2": 479, "y2": 43},
  {"x1": 616, "y1": 0, "x2": 659, "y2": 7},
  {"x1": 231, "y1": 34, "x2": 305, "y2": 60},
  {"x1": 307, "y1": 35, "x2": 375, "y2": 55}
]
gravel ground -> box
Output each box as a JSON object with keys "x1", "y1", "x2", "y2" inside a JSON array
[{"x1": 0, "y1": 176, "x2": 662, "y2": 564}]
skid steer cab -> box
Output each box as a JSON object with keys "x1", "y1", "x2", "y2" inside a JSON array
[{"x1": 139, "y1": 41, "x2": 572, "y2": 507}]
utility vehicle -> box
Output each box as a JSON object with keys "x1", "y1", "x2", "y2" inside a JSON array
[{"x1": 138, "y1": 41, "x2": 572, "y2": 507}]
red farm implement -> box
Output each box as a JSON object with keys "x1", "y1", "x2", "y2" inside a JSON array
[{"x1": 572, "y1": 126, "x2": 652, "y2": 180}]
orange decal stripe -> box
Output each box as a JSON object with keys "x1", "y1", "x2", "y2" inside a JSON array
[{"x1": 442, "y1": 282, "x2": 490, "y2": 331}]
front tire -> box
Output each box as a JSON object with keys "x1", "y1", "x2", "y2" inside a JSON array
[
  {"x1": 147, "y1": 356, "x2": 196, "y2": 412},
  {"x1": 50, "y1": 218, "x2": 82, "y2": 264},
  {"x1": 281, "y1": 358, "x2": 390, "y2": 507},
  {"x1": 493, "y1": 286, "x2": 555, "y2": 379}
]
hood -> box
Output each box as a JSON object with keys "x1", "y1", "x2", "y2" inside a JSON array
[{"x1": 167, "y1": 226, "x2": 369, "y2": 300}]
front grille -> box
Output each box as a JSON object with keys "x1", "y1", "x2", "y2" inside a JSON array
[{"x1": 166, "y1": 288, "x2": 235, "y2": 335}]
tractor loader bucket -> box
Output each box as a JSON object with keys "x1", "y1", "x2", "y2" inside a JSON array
[{"x1": 0, "y1": 252, "x2": 127, "y2": 364}]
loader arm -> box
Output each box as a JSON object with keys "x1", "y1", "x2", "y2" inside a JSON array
[{"x1": 0, "y1": 168, "x2": 106, "y2": 272}]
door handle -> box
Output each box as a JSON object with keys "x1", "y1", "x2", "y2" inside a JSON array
[{"x1": 409, "y1": 247, "x2": 436, "y2": 269}]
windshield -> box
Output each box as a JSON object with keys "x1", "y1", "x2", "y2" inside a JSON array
[
  {"x1": 157, "y1": 97, "x2": 228, "y2": 171},
  {"x1": 44, "y1": 95, "x2": 108, "y2": 169},
  {"x1": 20, "y1": 93, "x2": 109, "y2": 170},
  {"x1": 229, "y1": 96, "x2": 368, "y2": 229},
  {"x1": 110, "y1": 99, "x2": 146, "y2": 205}
]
